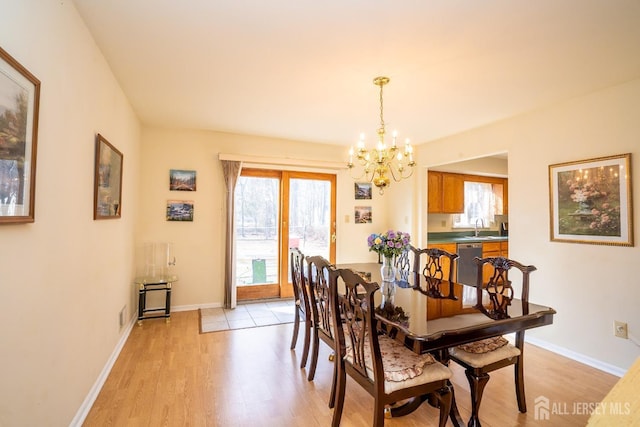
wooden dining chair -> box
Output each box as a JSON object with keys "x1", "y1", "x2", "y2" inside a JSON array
[
  {"x1": 448, "y1": 256, "x2": 537, "y2": 427},
  {"x1": 394, "y1": 245, "x2": 419, "y2": 287},
  {"x1": 414, "y1": 247, "x2": 459, "y2": 299},
  {"x1": 331, "y1": 267, "x2": 453, "y2": 427},
  {"x1": 305, "y1": 255, "x2": 339, "y2": 407},
  {"x1": 289, "y1": 247, "x2": 311, "y2": 369}
]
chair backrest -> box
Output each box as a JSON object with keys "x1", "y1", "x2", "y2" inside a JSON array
[
  {"x1": 395, "y1": 245, "x2": 419, "y2": 286},
  {"x1": 414, "y1": 247, "x2": 459, "y2": 298},
  {"x1": 332, "y1": 268, "x2": 382, "y2": 392},
  {"x1": 290, "y1": 247, "x2": 309, "y2": 314},
  {"x1": 474, "y1": 256, "x2": 536, "y2": 319},
  {"x1": 306, "y1": 255, "x2": 336, "y2": 343}
]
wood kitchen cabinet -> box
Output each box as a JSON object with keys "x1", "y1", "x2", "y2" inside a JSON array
[
  {"x1": 425, "y1": 243, "x2": 462, "y2": 319},
  {"x1": 482, "y1": 241, "x2": 509, "y2": 283},
  {"x1": 427, "y1": 171, "x2": 464, "y2": 214}
]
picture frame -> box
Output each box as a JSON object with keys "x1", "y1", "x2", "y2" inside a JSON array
[
  {"x1": 354, "y1": 206, "x2": 372, "y2": 224},
  {"x1": 549, "y1": 153, "x2": 633, "y2": 246},
  {"x1": 169, "y1": 169, "x2": 196, "y2": 191},
  {"x1": 0, "y1": 46, "x2": 41, "y2": 224},
  {"x1": 166, "y1": 200, "x2": 194, "y2": 222},
  {"x1": 93, "y1": 134, "x2": 123, "y2": 219},
  {"x1": 354, "y1": 182, "x2": 372, "y2": 199}
]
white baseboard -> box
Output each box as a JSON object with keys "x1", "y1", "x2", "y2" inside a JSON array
[
  {"x1": 69, "y1": 315, "x2": 137, "y2": 427},
  {"x1": 525, "y1": 336, "x2": 626, "y2": 377}
]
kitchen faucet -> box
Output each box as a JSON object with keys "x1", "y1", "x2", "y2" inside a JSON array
[{"x1": 474, "y1": 218, "x2": 485, "y2": 237}]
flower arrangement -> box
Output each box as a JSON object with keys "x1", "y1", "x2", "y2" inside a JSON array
[{"x1": 367, "y1": 230, "x2": 411, "y2": 258}]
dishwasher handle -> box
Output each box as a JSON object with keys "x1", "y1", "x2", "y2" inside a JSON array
[{"x1": 458, "y1": 243, "x2": 483, "y2": 249}]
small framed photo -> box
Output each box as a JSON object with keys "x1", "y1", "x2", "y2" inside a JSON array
[
  {"x1": 170, "y1": 169, "x2": 196, "y2": 191},
  {"x1": 166, "y1": 200, "x2": 194, "y2": 222},
  {"x1": 549, "y1": 153, "x2": 633, "y2": 246},
  {"x1": 0, "y1": 46, "x2": 41, "y2": 224},
  {"x1": 94, "y1": 134, "x2": 123, "y2": 219},
  {"x1": 355, "y1": 182, "x2": 372, "y2": 199},
  {"x1": 355, "y1": 206, "x2": 372, "y2": 224}
]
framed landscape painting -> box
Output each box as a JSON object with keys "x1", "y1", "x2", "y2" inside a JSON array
[
  {"x1": 549, "y1": 153, "x2": 633, "y2": 246},
  {"x1": 94, "y1": 134, "x2": 123, "y2": 219},
  {"x1": 169, "y1": 169, "x2": 196, "y2": 191},
  {"x1": 167, "y1": 200, "x2": 194, "y2": 222},
  {"x1": 0, "y1": 46, "x2": 40, "y2": 224}
]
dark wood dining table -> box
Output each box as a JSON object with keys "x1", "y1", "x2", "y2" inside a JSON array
[{"x1": 336, "y1": 262, "x2": 557, "y2": 426}]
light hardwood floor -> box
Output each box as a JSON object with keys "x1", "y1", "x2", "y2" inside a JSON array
[{"x1": 83, "y1": 310, "x2": 618, "y2": 426}]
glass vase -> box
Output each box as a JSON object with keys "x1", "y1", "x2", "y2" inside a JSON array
[{"x1": 380, "y1": 254, "x2": 397, "y2": 283}]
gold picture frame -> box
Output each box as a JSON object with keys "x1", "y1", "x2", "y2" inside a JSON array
[
  {"x1": 0, "y1": 46, "x2": 40, "y2": 224},
  {"x1": 549, "y1": 153, "x2": 633, "y2": 246},
  {"x1": 93, "y1": 134, "x2": 123, "y2": 219}
]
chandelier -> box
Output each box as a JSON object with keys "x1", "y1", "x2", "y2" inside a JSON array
[{"x1": 347, "y1": 76, "x2": 415, "y2": 194}]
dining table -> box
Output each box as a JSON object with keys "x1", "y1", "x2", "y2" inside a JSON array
[{"x1": 336, "y1": 262, "x2": 557, "y2": 426}]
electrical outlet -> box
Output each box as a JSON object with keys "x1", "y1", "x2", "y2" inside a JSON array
[{"x1": 614, "y1": 321, "x2": 628, "y2": 339}]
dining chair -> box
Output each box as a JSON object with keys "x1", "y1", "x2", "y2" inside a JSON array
[
  {"x1": 305, "y1": 255, "x2": 339, "y2": 407},
  {"x1": 448, "y1": 256, "x2": 537, "y2": 427},
  {"x1": 394, "y1": 245, "x2": 419, "y2": 286},
  {"x1": 331, "y1": 267, "x2": 453, "y2": 427},
  {"x1": 414, "y1": 247, "x2": 459, "y2": 298},
  {"x1": 289, "y1": 247, "x2": 311, "y2": 369}
]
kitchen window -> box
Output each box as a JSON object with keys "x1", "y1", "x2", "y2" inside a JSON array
[{"x1": 453, "y1": 181, "x2": 504, "y2": 228}]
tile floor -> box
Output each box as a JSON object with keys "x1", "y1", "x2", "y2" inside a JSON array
[{"x1": 200, "y1": 299, "x2": 296, "y2": 333}]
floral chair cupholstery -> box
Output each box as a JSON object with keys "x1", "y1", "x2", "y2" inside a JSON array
[{"x1": 330, "y1": 267, "x2": 453, "y2": 427}]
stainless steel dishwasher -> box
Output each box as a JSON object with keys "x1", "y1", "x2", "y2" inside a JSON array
[{"x1": 456, "y1": 243, "x2": 483, "y2": 285}]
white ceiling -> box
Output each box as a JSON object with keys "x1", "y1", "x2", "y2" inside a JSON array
[{"x1": 72, "y1": 0, "x2": 640, "y2": 147}]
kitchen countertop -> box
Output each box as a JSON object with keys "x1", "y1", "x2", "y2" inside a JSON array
[{"x1": 427, "y1": 232, "x2": 508, "y2": 245}]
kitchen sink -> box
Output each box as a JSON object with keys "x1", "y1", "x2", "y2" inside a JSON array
[{"x1": 460, "y1": 235, "x2": 502, "y2": 240}]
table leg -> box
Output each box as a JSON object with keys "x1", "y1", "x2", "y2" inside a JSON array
[
  {"x1": 137, "y1": 285, "x2": 145, "y2": 326},
  {"x1": 165, "y1": 283, "x2": 172, "y2": 322}
]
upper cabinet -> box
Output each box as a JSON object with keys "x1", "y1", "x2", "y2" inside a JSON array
[
  {"x1": 428, "y1": 171, "x2": 464, "y2": 213},
  {"x1": 428, "y1": 171, "x2": 508, "y2": 215}
]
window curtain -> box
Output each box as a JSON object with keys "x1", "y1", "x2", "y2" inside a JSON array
[{"x1": 221, "y1": 160, "x2": 242, "y2": 309}]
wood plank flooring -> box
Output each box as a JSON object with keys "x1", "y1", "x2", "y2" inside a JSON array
[{"x1": 83, "y1": 310, "x2": 618, "y2": 426}]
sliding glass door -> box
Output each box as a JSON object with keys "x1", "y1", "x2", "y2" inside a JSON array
[{"x1": 234, "y1": 169, "x2": 335, "y2": 301}]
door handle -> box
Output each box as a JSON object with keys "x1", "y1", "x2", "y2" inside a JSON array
[{"x1": 331, "y1": 233, "x2": 336, "y2": 242}]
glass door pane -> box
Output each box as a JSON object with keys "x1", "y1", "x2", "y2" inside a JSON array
[
  {"x1": 234, "y1": 172, "x2": 280, "y2": 300},
  {"x1": 288, "y1": 177, "x2": 331, "y2": 260}
]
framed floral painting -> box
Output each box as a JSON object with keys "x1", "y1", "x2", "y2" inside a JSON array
[{"x1": 549, "y1": 153, "x2": 633, "y2": 246}]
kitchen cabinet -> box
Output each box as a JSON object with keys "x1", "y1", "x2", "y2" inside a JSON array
[
  {"x1": 427, "y1": 171, "x2": 464, "y2": 214},
  {"x1": 482, "y1": 241, "x2": 509, "y2": 283},
  {"x1": 425, "y1": 243, "x2": 462, "y2": 319}
]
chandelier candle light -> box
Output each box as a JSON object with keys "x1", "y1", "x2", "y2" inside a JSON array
[{"x1": 348, "y1": 76, "x2": 416, "y2": 194}]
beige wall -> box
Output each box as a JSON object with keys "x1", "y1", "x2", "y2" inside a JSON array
[
  {"x1": 418, "y1": 78, "x2": 640, "y2": 373},
  {"x1": 2, "y1": 2, "x2": 639, "y2": 426},
  {"x1": 136, "y1": 127, "x2": 398, "y2": 309},
  {"x1": 1, "y1": 2, "x2": 140, "y2": 426}
]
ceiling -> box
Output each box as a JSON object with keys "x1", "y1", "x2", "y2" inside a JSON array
[{"x1": 72, "y1": 1, "x2": 640, "y2": 147}]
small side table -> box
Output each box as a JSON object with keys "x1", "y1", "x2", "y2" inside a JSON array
[{"x1": 134, "y1": 275, "x2": 178, "y2": 325}]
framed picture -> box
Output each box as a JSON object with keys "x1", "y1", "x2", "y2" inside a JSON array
[
  {"x1": 0, "y1": 46, "x2": 40, "y2": 224},
  {"x1": 167, "y1": 200, "x2": 194, "y2": 221},
  {"x1": 169, "y1": 169, "x2": 196, "y2": 191},
  {"x1": 354, "y1": 206, "x2": 372, "y2": 224},
  {"x1": 93, "y1": 134, "x2": 123, "y2": 219},
  {"x1": 549, "y1": 153, "x2": 633, "y2": 246},
  {"x1": 355, "y1": 182, "x2": 372, "y2": 199}
]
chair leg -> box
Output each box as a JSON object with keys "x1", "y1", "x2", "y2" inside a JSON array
[
  {"x1": 437, "y1": 385, "x2": 453, "y2": 427},
  {"x1": 372, "y1": 397, "x2": 385, "y2": 427},
  {"x1": 328, "y1": 356, "x2": 337, "y2": 408},
  {"x1": 515, "y1": 356, "x2": 526, "y2": 412},
  {"x1": 290, "y1": 309, "x2": 300, "y2": 350},
  {"x1": 300, "y1": 317, "x2": 311, "y2": 368},
  {"x1": 465, "y1": 370, "x2": 490, "y2": 427},
  {"x1": 331, "y1": 361, "x2": 346, "y2": 427},
  {"x1": 307, "y1": 328, "x2": 320, "y2": 381}
]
